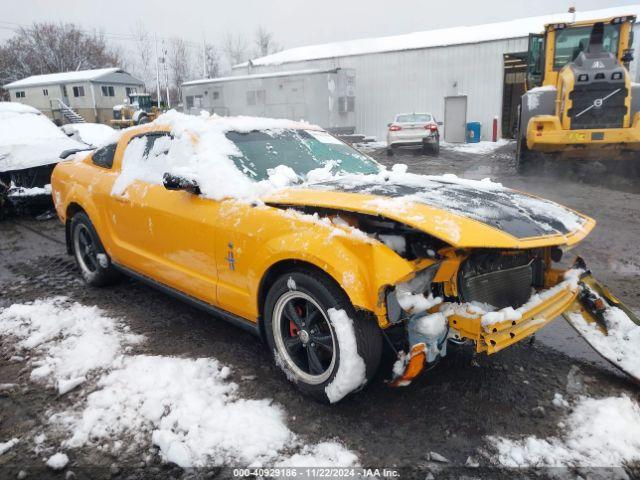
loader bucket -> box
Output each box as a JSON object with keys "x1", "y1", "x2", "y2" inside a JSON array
[{"x1": 563, "y1": 272, "x2": 640, "y2": 384}]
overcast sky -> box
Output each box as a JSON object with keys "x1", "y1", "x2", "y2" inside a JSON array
[{"x1": 0, "y1": 0, "x2": 636, "y2": 53}]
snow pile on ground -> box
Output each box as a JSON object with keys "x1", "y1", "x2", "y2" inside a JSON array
[
  {"x1": 0, "y1": 438, "x2": 19, "y2": 456},
  {"x1": 60, "y1": 123, "x2": 116, "y2": 148},
  {"x1": 111, "y1": 110, "x2": 317, "y2": 201},
  {"x1": 277, "y1": 442, "x2": 359, "y2": 468},
  {"x1": 566, "y1": 305, "x2": 640, "y2": 380},
  {"x1": 0, "y1": 102, "x2": 85, "y2": 172},
  {"x1": 0, "y1": 298, "x2": 358, "y2": 468},
  {"x1": 0, "y1": 297, "x2": 142, "y2": 394},
  {"x1": 54, "y1": 355, "x2": 293, "y2": 467},
  {"x1": 324, "y1": 309, "x2": 367, "y2": 404},
  {"x1": 442, "y1": 139, "x2": 510, "y2": 155},
  {"x1": 46, "y1": 452, "x2": 69, "y2": 470},
  {"x1": 489, "y1": 395, "x2": 640, "y2": 468}
]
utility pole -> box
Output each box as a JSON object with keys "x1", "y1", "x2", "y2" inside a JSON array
[
  {"x1": 202, "y1": 35, "x2": 207, "y2": 78},
  {"x1": 162, "y1": 39, "x2": 171, "y2": 109},
  {"x1": 154, "y1": 32, "x2": 161, "y2": 108}
]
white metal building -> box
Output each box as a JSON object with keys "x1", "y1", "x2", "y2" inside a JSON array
[
  {"x1": 3, "y1": 68, "x2": 144, "y2": 125},
  {"x1": 225, "y1": 5, "x2": 640, "y2": 142},
  {"x1": 182, "y1": 68, "x2": 357, "y2": 134}
]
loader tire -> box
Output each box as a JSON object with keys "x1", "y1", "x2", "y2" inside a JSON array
[{"x1": 264, "y1": 269, "x2": 382, "y2": 404}]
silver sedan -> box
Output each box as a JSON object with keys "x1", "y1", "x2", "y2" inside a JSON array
[{"x1": 386, "y1": 113, "x2": 440, "y2": 156}]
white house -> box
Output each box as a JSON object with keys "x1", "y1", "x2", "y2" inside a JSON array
[
  {"x1": 3, "y1": 68, "x2": 144, "y2": 125},
  {"x1": 222, "y1": 5, "x2": 640, "y2": 142}
]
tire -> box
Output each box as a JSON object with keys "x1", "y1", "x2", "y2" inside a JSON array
[
  {"x1": 69, "y1": 212, "x2": 121, "y2": 287},
  {"x1": 386, "y1": 147, "x2": 394, "y2": 157},
  {"x1": 516, "y1": 138, "x2": 534, "y2": 174},
  {"x1": 264, "y1": 269, "x2": 382, "y2": 403},
  {"x1": 137, "y1": 115, "x2": 150, "y2": 125},
  {"x1": 423, "y1": 140, "x2": 440, "y2": 156}
]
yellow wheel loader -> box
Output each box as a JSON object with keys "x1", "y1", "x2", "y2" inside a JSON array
[
  {"x1": 111, "y1": 93, "x2": 160, "y2": 129},
  {"x1": 516, "y1": 13, "x2": 640, "y2": 173}
]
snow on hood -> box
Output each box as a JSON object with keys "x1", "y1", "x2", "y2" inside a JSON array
[
  {"x1": 0, "y1": 102, "x2": 85, "y2": 172},
  {"x1": 302, "y1": 170, "x2": 589, "y2": 239}
]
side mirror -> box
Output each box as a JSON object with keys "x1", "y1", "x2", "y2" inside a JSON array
[
  {"x1": 437, "y1": 121, "x2": 444, "y2": 126},
  {"x1": 163, "y1": 173, "x2": 201, "y2": 194},
  {"x1": 60, "y1": 148, "x2": 94, "y2": 159}
]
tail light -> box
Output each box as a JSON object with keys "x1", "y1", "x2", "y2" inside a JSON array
[
  {"x1": 389, "y1": 125, "x2": 402, "y2": 132},
  {"x1": 425, "y1": 123, "x2": 438, "y2": 132}
]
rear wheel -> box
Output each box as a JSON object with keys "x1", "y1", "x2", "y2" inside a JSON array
[
  {"x1": 264, "y1": 270, "x2": 382, "y2": 403},
  {"x1": 423, "y1": 139, "x2": 440, "y2": 156},
  {"x1": 70, "y1": 212, "x2": 121, "y2": 287},
  {"x1": 386, "y1": 147, "x2": 394, "y2": 156},
  {"x1": 137, "y1": 115, "x2": 150, "y2": 125}
]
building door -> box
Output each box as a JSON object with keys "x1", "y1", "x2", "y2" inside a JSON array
[
  {"x1": 501, "y1": 52, "x2": 528, "y2": 138},
  {"x1": 444, "y1": 96, "x2": 467, "y2": 143}
]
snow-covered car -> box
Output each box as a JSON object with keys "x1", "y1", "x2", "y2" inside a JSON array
[
  {"x1": 386, "y1": 112, "x2": 440, "y2": 156},
  {"x1": 61, "y1": 123, "x2": 116, "y2": 148},
  {"x1": 0, "y1": 102, "x2": 85, "y2": 209},
  {"x1": 50, "y1": 112, "x2": 640, "y2": 402}
]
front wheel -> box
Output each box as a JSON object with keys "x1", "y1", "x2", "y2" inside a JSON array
[
  {"x1": 264, "y1": 270, "x2": 382, "y2": 403},
  {"x1": 70, "y1": 212, "x2": 121, "y2": 287}
]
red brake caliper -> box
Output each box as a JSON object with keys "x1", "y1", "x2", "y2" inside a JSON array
[{"x1": 289, "y1": 305, "x2": 303, "y2": 337}]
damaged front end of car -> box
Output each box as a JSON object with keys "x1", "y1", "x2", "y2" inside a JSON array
[{"x1": 384, "y1": 246, "x2": 640, "y2": 386}]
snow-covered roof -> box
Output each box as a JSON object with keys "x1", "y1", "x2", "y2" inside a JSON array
[
  {"x1": 4, "y1": 67, "x2": 128, "y2": 89},
  {"x1": 235, "y1": 5, "x2": 640, "y2": 68},
  {"x1": 183, "y1": 68, "x2": 339, "y2": 87},
  {"x1": 0, "y1": 102, "x2": 85, "y2": 172}
]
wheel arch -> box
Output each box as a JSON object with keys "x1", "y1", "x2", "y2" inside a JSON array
[
  {"x1": 65, "y1": 202, "x2": 88, "y2": 255},
  {"x1": 256, "y1": 259, "x2": 357, "y2": 340}
]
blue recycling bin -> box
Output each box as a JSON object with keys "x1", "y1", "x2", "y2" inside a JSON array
[{"x1": 466, "y1": 122, "x2": 481, "y2": 143}]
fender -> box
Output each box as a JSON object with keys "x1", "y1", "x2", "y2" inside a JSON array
[{"x1": 250, "y1": 225, "x2": 416, "y2": 316}]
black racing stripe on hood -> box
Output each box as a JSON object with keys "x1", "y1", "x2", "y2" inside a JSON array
[{"x1": 308, "y1": 179, "x2": 585, "y2": 239}]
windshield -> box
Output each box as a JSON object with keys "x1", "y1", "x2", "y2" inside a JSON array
[
  {"x1": 553, "y1": 24, "x2": 620, "y2": 70},
  {"x1": 395, "y1": 113, "x2": 432, "y2": 123},
  {"x1": 226, "y1": 129, "x2": 380, "y2": 181}
]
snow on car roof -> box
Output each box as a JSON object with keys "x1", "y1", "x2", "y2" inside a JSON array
[
  {"x1": 3, "y1": 67, "x2": 122, "y2": 89},
  {"x1": 0, "y1": 102, "x2": 85, "y2": 172},
  {"x1": 235, "y1": 5, "x2": 639, "y2": 67}
]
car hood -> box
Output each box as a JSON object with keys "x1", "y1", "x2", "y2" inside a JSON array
[{"x1": 262, "y1": 175, "x2": 595, "y2": 249}]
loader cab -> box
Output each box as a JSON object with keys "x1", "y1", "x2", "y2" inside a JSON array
[
  {"x1": 128, "y1": 93, "x2": 153, "y2": 113},
  {"x1": 525, "y1": 15, "x2": 635, "y2": 89}
]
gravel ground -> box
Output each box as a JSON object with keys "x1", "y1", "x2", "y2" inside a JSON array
[{"x1": 0, "y1": 142, "x2": 638, "y2": 479}]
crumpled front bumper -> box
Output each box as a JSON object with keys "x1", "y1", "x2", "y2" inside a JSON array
[{"x1": 390, "y1": 271, "x2": 580, "y2": 387}]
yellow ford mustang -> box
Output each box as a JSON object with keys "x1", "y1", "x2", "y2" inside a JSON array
[{"x1": 50, "y1": 113, "x2": 634, "y2": 403}]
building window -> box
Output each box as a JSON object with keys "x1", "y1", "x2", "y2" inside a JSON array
[
  {"x1": 212, "y1": 91, "x2": 220, "y2": 100},
  {"x1": 101, "y1": 85, "x2": 115, "y2": 97},
  {"x1": 15, "y1": 91, "x2": 26, "y2": 98},
  {"x1": 125, "y1": 86, "x2": 137, "y2": 96},
  {"x1": 43, "y1": 88, "x2": 48, "y2": 96},
  {"x1": 186, "y1": 96, "x2": 194, "y2": 109},
  {"x1": 73, "y1": 86, "x2": 85, "y2": 97},
  {"x1": 62, "y1": 85, "x2": 68, "y2": 98}
]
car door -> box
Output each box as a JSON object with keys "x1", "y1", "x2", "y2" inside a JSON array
[{"x1": 107, "y1": 132, "x2": 220, "y2": 305}]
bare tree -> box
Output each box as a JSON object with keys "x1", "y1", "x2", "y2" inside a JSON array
[
  {"x1": 167, "y1": 37, "x2": 193, "y2": 104},
  {"x1": 129, "y1": 22, "x2": 154, "y2": 87},
  {"x1": 0, "y1": 23, "x2": 122, "y2": 85},
  {"x1": 223, "y1": 33, "x2": 249, "y2": 67},
  {"x1": 254, "y1": 26, "x2": 280, "y2": 57},
  {"x1": 204, "y1": 43, "x2": 221, "y2": 78}
]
